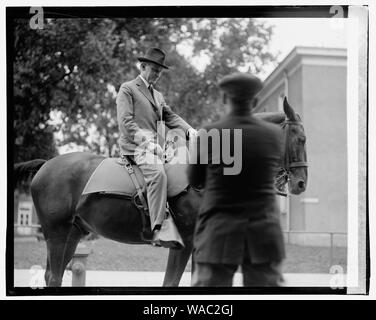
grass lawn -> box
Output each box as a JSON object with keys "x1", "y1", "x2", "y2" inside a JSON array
[{"x1": 13, "y1": 237, "x2": 347, "y2": 273}]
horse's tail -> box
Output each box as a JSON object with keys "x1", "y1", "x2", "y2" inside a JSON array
[{"x1": 13, "y1": 159, "x2": 47, "y2": 185}]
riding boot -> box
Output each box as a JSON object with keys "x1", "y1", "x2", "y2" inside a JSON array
[
  {"x1": 151, "y1": 208, "x2": 185, "y2": 250},
  {"x1": 150, "y1": 224, "x2": 162, "y2": 247}
]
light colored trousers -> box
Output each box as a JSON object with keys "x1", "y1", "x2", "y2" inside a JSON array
[{"x1": 132, "y1": 150, "x2": 167, "y2": 230}]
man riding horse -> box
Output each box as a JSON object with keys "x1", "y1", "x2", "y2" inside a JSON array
[
  {"x1": 13, "y1": 49, "x2": 307, "y2": 288},
  {"x1": 116, "y1": 47, "x2": 197, "y2": 248}
]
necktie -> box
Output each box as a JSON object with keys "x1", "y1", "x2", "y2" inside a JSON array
[
  {"x1": 148, "y1": 84, "x2": 160, "y2": 118},
  {"x1": 148, "y1": 84, "x2": 154, "y2": 101}
]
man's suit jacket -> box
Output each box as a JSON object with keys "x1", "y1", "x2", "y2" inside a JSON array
[
  {"x1": 116, "y1": 75, "x2": 191, "y2": 155},
  {"x1": 188, "y1": 113, "x2": 286, "y2": 265}
]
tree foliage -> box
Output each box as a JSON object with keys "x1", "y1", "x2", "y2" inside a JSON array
[{"x1": 13, "y1": 17, "x2": 276, "y2": 160}]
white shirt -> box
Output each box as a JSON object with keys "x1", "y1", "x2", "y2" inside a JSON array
[{"x1": 139, "y1": 74, "x2": 150, "y2": 88}]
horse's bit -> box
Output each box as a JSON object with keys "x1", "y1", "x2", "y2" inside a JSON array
[{"x1": 275, "y1": 120, "x2": 308, "y2": 197}]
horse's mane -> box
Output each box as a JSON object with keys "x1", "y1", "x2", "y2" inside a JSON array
[{"x1": 253, "y1": 111, "x2": 286, "y2": 125}]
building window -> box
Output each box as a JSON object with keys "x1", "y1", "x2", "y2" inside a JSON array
[{"x1": 17, "y1": 201, "x2": 33, "y2": 226}]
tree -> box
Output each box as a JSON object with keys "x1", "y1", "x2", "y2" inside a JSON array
[
  {"x1": 159, "y1": 18, "x2": 276, "y2": 126},
  {"x1": 12, "y1": 17, "x2": 276, "y2": 159}
]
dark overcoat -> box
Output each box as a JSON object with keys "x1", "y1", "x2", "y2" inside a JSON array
[{"x1": 188, "y1": 114, "x2": 286, "y2": 265}]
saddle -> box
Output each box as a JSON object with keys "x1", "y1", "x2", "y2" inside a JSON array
[
  {"x1": 82, "y1": 157, "x2": 189, "y2": 198},
  {"x1": 81, "y1": 156, "x2": 189, "y2": 241}
]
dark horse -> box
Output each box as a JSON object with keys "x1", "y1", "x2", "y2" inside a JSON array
[{"x1": 14, "y1": 98, "x2": 307, "y2": 287}]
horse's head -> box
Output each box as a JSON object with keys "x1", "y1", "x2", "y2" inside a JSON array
[{"x1": 279, "y1": 97, "x2": 308, "y2": 195}]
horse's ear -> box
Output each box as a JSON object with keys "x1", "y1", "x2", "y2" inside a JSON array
[{"x1": 283, "y1": 97, "x2": 298, "y2": 121}]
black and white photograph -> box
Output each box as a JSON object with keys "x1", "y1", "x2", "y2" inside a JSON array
[{"x1": 2, "y1": 1, "x2": 373, "y2": 300}]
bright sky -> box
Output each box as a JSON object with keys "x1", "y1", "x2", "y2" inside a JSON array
[
  {"x1": 259, "y1": 18, "x2": 347, "y2": 79},
  {"x1": 178, "y1": 18, "x2": 347, "y2": 80}
]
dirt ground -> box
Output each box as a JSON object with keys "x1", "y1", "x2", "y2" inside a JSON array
[{"x1": 14, "y1": 237, "x2": 347, "y2": 274}]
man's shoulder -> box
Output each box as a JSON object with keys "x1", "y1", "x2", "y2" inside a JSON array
[
  {"x1": 249, "y1": 118, "x2": 284, "y2": 148},
  {"x1": 254, "y1": 118, "x2": 283, "y2": 135},
  {"x1": 119, "y1": 78, "x2": 139, "y2": 91},
  {"x1": 201, "y1": 115, "x2": 252, "y2": 130},
  {"x1": 202, "y1": 115, "x2": 281, "y2": 131}
]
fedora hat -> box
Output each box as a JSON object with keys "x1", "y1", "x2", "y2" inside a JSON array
[
  {"x1": 138, "y1": 47, "x2": 169, "y2": 69},
  {"x1": 219, "y1": 72, "x2": 263, "y2": 100}
]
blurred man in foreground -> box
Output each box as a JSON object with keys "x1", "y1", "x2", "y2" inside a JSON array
[{"x1": 188, "y1": 73, "x2": 285, "y2": 286}]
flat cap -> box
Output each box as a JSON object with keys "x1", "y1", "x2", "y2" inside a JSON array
[{"x1": 218, "y1": 72, "x2": 263, "y2": 100}]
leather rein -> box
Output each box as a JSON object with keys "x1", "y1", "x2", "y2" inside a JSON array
[{"x1": 275, "y1": 119, "x2": 308, "y2": 197}]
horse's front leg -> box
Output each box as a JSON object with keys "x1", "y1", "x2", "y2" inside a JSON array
[{"x1": 163, "y1": 240, "x2": 193, "y2": 287}]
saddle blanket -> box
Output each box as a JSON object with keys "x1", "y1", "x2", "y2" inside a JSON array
[{"x1": 82, "y1": 158, "x2": 189, "y2": 198}]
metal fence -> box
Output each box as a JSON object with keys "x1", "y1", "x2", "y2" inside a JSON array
[{"x1": 283, "y1": 230, "x2": 348, "y2": 268}]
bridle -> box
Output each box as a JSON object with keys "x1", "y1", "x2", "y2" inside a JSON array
[{"x1": 275, "y1": 119, "x2": 308, "y2": 197}]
